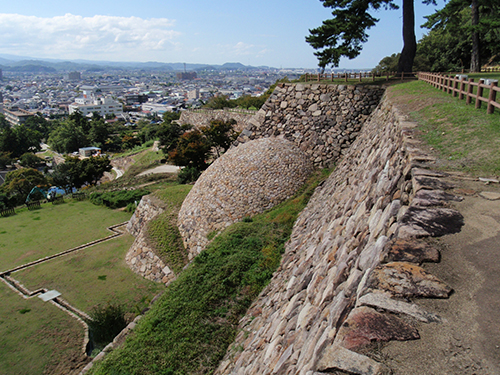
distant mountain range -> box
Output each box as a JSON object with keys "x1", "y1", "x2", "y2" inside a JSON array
[{"x1": 0, "y1": 54, "x2": 277, "y2": 73}]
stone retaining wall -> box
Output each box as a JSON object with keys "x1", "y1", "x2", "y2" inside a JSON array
[
  {"x1": 125, "y1": 195, "x2": 176, "y2": 285},
  {"x1": 215, "y1": 95, "x2": 463, "y2": 375},
  {"x1": 179, "y1": 109, "x2": 254, "y2": 132},
  {"x1": 236, "y1": 83, "x2": 385, "y2": 168}
]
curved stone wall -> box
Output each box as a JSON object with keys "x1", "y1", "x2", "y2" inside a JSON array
[
  {"x1": 216, "y1": 95, "x2": 463, "y2": 375},
  {"x1": 178, "y1": 137, "x2": 314, "y2": 259},
  {"x1": 236, "y1": 83, "x2": 385, "y2": 167}
]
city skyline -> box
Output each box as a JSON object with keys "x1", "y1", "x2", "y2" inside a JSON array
[{"x1": 1, "y1": 0, "x2": 444, "y2": 70}]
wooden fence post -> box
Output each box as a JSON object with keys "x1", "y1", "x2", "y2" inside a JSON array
[
  {"x1": 459, "y1": 77, "x2": 466, "y2": 100},
  {"x1": 487, "y1": 81, "x2": 498, "y2": 114},
  {"x1": 476, "y1": 79, "x2": 484, "y2": 109},
  {"x1": 466, "y1": 78, "x2": 474, "y2": 105}
]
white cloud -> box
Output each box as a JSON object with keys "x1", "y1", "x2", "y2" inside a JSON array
[{"x1": 0, "y1": 13, "x2": 181, "y2": 60}]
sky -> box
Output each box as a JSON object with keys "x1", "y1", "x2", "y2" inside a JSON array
[{"x1": 0, "y1": 0, "x2": 445, "y2": 70}]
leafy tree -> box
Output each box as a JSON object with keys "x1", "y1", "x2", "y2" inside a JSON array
[
  {"x1": 168, "y1": 130, "x2": 211, "y2": 171},
  {"x1": 51, "y1": 156, "x2": 111, "y2": 191},
  {"x1": 48, "y1": 119, "x2": 89, "y2": 154},
  {"x1": 306, "y1": 0, "x2": 436, "y2": 73},
  {"x1": 158, "y1": 121, "x2": 183, "y2": 154},
  {"x1": 423, "y1": 0, "x2": 500, "y2": 71},
  {"x1": 69, "y1": 110, "x2": 90, "y2": 132},
  {"x1": 89, "y1": 116, "x2": 110, "y2": 148},
  {"x1": 162, "y1": 111, "x2": 181, "y2": 124},
  {"x1": 19, "y1": 153, "x2": 42, "y2": 168},
  {"x1": 203, "y1": 95, "x2": 237, "y2": 109},
  {"x1": 201, "y1": 119, "x2": 239, "y2": 158},
  {"x1": 372, "y1": 53, "x2": 401, "y2": 73},
  {"x1": 0, "y1": 114, "x2": 9, "y2": 130},
  {"x1": 0, "y1": 126, "x2": 19, "y2": 157},
  {"x1": 1, "y1": 168, "x2": 49, "y2": 205},
  {"x1": 23, "y1": 113, "x2": 53, "y2": 140}
]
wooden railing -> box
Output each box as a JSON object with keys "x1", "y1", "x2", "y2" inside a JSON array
[
  {"x1": 303, "y1": 71, "x2": 417, "y2": 83},
  {"x1": 418, "y1": 72, "x2": 500, "y2": 114}
]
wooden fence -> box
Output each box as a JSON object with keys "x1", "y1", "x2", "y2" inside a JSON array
[
  {"x1": 418, "y1": 72, "x2": 500, "y2": 114},
  {"x1": 303, "y1": 71, "x2": 417, "y2": 83}
]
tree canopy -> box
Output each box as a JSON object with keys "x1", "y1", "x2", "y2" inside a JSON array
[{"x1": 307, "y1": 0, "x2": 435, "y2": 72}]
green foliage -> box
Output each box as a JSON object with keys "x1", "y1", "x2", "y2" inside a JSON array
[
  {"x1": 203, "y1": 95, "x2": 238, "y2": 109},
  {"x1": 372, "y1": 53, "x2": 400, "y2": 73},
  {"x1": 422, "y1": 0, "x2": 500, "y2": 70},
  {"x1": 201, "y1": 119, "x2": 239, "y2": 157},
  {"x1": 51, "y1": 156, "x2": 112, "y2": 191},
  {"x1": 0, "y1": 168, "x2": 49, "y2": 206},
  {"x1": 86, "y1": 304, "x2": 127, "y2": 347},
  {"x1": 19, "y1": 153, "x2": 43, "y2": 168},
  {"x1": 48, "y1": 118, "x2": 89, "y2": 154},
  {"x1": 157, "y1": 121, "x2": 183, "y2": 154},
  {"x1": 89, "y1": 189, "x2": 149, "y2": 209},
  {"x1": 306, "y1": 0, "x2": 400, "y2": 69},
  {"x1": 168, "y1": 130, "x2": 211, "y2": 171},
  {"x1": 87, "y1": 169, "x2": 331, "y2": 375},
  {"x1": 176, "y1": 166, "x2": 201, "y2": 184}
]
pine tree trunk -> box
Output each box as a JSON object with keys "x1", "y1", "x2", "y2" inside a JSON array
[
  {"x1": 470, "y1": 0, "x2": 480, "y2": 72},
  {"x1": 398, "y1": 0, "x2": 417, "y2": 73}
]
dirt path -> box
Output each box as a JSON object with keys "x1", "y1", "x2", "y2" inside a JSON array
[
  {"x1": 375, "y1": 87, "x2": 500, "y2": 374},
  {"x1": 377, "y1": 175, "x2": 500, "y2": 374}
]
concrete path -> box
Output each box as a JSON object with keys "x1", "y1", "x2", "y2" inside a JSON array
[{"x1": 137, "y1": 164, "x2": 180, "y2": 176}]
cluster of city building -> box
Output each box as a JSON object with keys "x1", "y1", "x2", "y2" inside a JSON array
[{"x1": 0, "y1": 67, "x2": 305, "y2": 126}]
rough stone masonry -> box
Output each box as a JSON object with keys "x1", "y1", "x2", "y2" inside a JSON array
[
  {"x1": 215, "y1": 94, "x2": 463, "y2": 375},
  {"x1": 236, "y1": 83, "x2": 385, "y2": 168}
]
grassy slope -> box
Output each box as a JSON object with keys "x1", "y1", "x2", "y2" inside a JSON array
[
  {"x1": 0, "y1": 200, "x2": 131, "y2": 271},
  {"x1": 147, "y1": 184, "x2": 193, "y2": 274},
  {"x1": 0, "y1": 281, "x2": 84, "y2": 375},
  {"x1": 389, "y1": 79, "x2": 500, "y2": 176},
  {"x1": 88, "y1": 169, "x2": 331, "y2": 375}
]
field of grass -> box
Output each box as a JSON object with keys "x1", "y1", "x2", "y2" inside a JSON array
[
  {"x1": 0, "y1": 200, "x2": 132, "y2": 271},
  {"x1": 0, "y1": 198, "x2": 165, "y2": 374},
  {"x1": 389, "y1": 79, "x2": 500, "y2": 176},
  {"x1": 14, "y1": 233, "x2": 163, "y2": 313},
  {"x1": 0, "y1": 281, "x2": 84, "y2": 375},
  {"x1": 88, "y1": 169, "x2": 331, "y2": 375}
]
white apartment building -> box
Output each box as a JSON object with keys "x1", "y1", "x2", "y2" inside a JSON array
[{"x1": 68, "y1": 95, "x2": 123, "y2": 117}]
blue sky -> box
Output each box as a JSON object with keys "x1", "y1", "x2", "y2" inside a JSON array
[{"x1": 0, "y1": 0, "x2": 444, "y2": 69}]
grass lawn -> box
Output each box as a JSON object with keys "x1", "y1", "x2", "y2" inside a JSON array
[
  {"x1": 388, "y1": 80, "x2": 500, "y2": 176},
  {"x1": 0, "y1": 281, "x2": 84, "y2": 375},
  {"x1": 14, "y1": 233, "x2": 164, "y2": 314},
  {"x1": 0, "y1": 200, "x2": 132, "y2": 271}
]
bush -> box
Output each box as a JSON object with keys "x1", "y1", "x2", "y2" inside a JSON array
[
  {"x1": 86, "y1": 304, "x2": 127, "y2": 347},
  {"x1": 177, "y1": 167, "x2": 201, "y2": 184},
  {"x1": 89, "y1": 189, "x2": 149, "y2": 209}
]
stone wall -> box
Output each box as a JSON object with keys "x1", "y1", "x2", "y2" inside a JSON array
[
  {"x1": 215, "y1": 95, "x2": 463, "y2": 375},
  {"x1": 236, "y1": 83, "x2": 385, "y2": 168},
  {"x1": 179, "y1": 108, "x2": 255, "y2": 132},
  {"x1": 178, "y1": 137, "x2": 314, "y2": 260},
  {"x1": 125, "y1": 195, "x2": 176, "y2": 285}
]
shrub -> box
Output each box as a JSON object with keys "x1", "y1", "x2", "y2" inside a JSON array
[
  {"x1": 177, "y1": 167, "x2": 201, "y2": 184},
  {"x1": 89, "y1": 189, "x2": 149, "y2": 209},
  {"x1": 86, "y1": 304, "x2": 127, "y2": 347}
]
